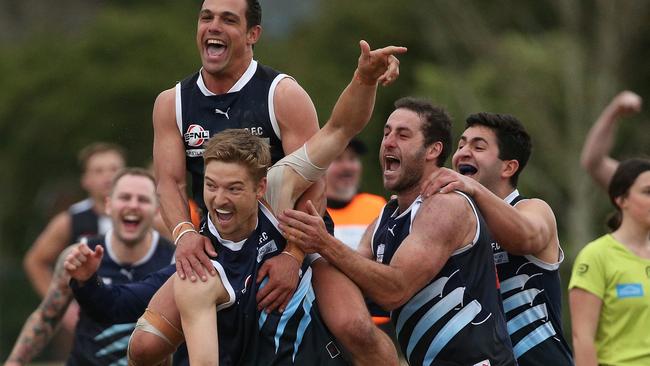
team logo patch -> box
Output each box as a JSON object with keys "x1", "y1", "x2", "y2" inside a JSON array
[
  {"x1": 616, "y1": 283, "x2": 644, "y2": 298},
  {"x1": 325, "y1": 341, "x2": 341, "y2": 359},
  {"x1": 493, "y1": 251, "x2": 509, "y2": 265},
  {"x1": 577, "y1": 263, "x2": 589, "y2": 274},
  {"x1": 184, "y1": 124, "x2": 210, "y2": 147},
  {"x1": 376, "y1": 244, "x2": 386, "y2": 263},
  {"x1": 257, "y1": 240, "x2": 278, "y2": 263}
]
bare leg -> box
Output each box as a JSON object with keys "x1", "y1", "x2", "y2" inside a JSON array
[
  {"x1": 128, "y1": 276, "x2": 183, "y2": 365},
  {"x1": 311, "y1": 259, "x2": 398, "y2": 366}
]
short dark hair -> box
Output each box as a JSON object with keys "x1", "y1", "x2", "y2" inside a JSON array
[
  {"x1": 245, "y1": 0, "x2": 261, "y2": 29},
  {"x1": 394, "y1": 97, "x2": 452, "y2": 167},
  {"x1": 465, "y1": 112, "x2": 532, "y2": 186},
  {"x1": 606, "y1": 158, "x2": 650, "y2": 231},
  {"x1": 110, "y1": 167, "x2": 157, "y2": 197},
  {"x1": 199, "y1": 0, "x2": 261, "y2": 29},
  {"x1": 203, "y1": 129, "x2": 271, "y2": 182},
  {"x1": 78, "y1": 142, "x2": 127, "y2": 172}
]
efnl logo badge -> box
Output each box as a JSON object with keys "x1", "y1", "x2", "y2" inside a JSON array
[
  {"x1": 616, "y1": 283, "x2": 644, "y2": 299},
  {"x1": 185, "y1": 124, "x2": 210, "y2": 147}
]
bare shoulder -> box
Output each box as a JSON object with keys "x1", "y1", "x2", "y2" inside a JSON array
[
  {"x1": 153, "y1": 87, "x2": 176, "y2": 127},
  {"x1": 413, "y1": 193, "x2": 477, "y2": 247},
  {"x1": 515, "y1": 198, "x2": 558, "y2": 225},
  {"x1": 273, "y1": 77, "x2": 318, "y2": 152}
]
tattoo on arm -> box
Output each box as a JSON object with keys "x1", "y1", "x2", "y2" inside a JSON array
[{"x1": 7, "y1": 249, "x2": 74, "y2": 363}]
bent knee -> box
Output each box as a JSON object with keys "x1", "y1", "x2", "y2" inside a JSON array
[
  {"x1": 128, "y1": 309, "x2": 182, "y2": 365},
  {"x1": 328, "y1": 311, "x2": 377, "y2": 346}
]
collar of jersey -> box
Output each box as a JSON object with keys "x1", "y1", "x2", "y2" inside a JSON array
[
  {"x1": 196, "y1": 60, "x2": 258, "y2": 96},
  {"x1": 207, "y1": 205, "x2": 260, "y2": 251},
  {"x1": 104, "y1": 229, "x2": 160, "y2": 266},
  {"x1": 503, "y1": 189, "x2": 520, "y2": 205}
]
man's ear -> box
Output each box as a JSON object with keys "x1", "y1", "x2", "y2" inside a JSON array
[
  {"x1": 501, "y1": 159, "x2": 520, "y2": 180},
  {"x1": 247, "y1": 25, "x2": 262, "y2": 46},
  {"x1": 425, "y1": 141, "x2": 443, "y2": 163},
  {"x1": 256, "y1": 177, "x2": 267, "y2": 200}
]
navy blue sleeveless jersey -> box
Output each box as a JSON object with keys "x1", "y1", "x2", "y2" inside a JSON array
[
  {"x1": 492, "y1": 190, "x2": 572, "y2": 365},
  {"x1": 68, "y1": 231, "x2": 174, "y2": 366},
  {"x1": 68, "y1": 199, "x2": 111, "y2": 244},
  {"x1": 371, "y1": 194, "x2": 516, "y2": 366},
  {"x1": 201, "y1": 203, "x2": 348, "y2": 366},
  {"x1": 177, "y1": 61, "x2": 287, "y2": 209}
]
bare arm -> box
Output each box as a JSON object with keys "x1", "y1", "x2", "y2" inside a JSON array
[
  {"x1": 279, "y1": 194, "x2": 474, "y2": 310},
  {"x1": 569, "y1": 288, "x2": 602, "y2": 366},
  {"x1": 23, "y1": 212, "x2": 72, "y2": 296},
  {"x1": 6, "y1": 247, "x2": 75, "y2": 365},
  {"x1": 422, "y1": 168, "x2": 559, "y2": 261},
  {"x1": 580, "y1": 91, "x2": 642, "y2": 190},
  {"x1": 305, "y1": 41, "x2": 406, "y2": 168},
  {"x1": 174, "y1": 271, "x2": 229, "y2": 366},
  {"x1": 153, "y1": 88, "x2": 216, "y2": 282}
]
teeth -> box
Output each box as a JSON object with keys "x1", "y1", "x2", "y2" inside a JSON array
[
  {"x1": 207, "y1": 39, "x2": 225, "y2": 46},
  {"x1": 124, "y1": 214, "x2": 139, "y2": 221},
  {"x1": 216, "y1": 208, "x2": 232, "y2": 214}
]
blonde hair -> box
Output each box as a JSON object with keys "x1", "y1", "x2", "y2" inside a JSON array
[{"x1": 203, "y1": 129, "x2": 271, "y2": 182}]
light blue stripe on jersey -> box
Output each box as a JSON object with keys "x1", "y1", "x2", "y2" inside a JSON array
[
  {"x1": 500, "y1": 273, "x2": 540, "y2": 294},
  {"x1": 96, "y1": 335, "x2": 130, "y2": 356},
  {"x1": 405, "y1": 287, "x2": 465, "y2": 359},
  {"x1": 513, "y1": 321, "x2": 556, "y2": 358},
  {"x1": 396, "y1": 270, "x2": 458, "y2": 334},
  {"x1": 293, "y1": 284, "x2": 316, "y2": 361},
  {"x1": 274, "y1": 268, "x2": 313, "y2": 352},
  {"x1": 94, "y1": 323, "x2": 135, "y2": 340},
  {"x1": 507, "y1": 303, "x2": 548, "y2": 335},
  {"x1": 258, "y1": 278, "x2": 270, "y2": 329},
  {"x1": 108, "y1": 357, "x2": 128, "y2": 366},
  {"x1": 423, "y1": 300, "x2": 482, "y2": 364},
  {"x1": 503, "y1": 288, "x2": 542, "y2": 313}
]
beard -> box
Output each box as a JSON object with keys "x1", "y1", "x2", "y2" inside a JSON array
[{"x1": 384, "y1": 147, "x2": 426, "y2": 193}]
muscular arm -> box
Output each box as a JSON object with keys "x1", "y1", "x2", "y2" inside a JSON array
[
  {"x1": 281, "y1": 194, "x2": 474, "y2": 310},
  {"x1": 6, "y1": 247, "x2": 74, "y2": 365},
  {"x1": 174, "y1": 271, "x2": 229, "y2": 366},
  {"x1": 569, "y1": 288, "x2": 602, "y2": 366},
  {"x1": 580, "y1": 90, "x2": 642, "y2": 190},
  {"x1": 153, "y1": 88, "x2": 216, "y2": 281},
  {"x1": 23, "y1": 212, "x2": 72, "y2": 296},
  {"x1": 468, "y1": 184, "x2": 559, "y2": 261}
]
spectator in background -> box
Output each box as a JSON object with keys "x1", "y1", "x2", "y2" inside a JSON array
[
  {"x1": 5, "y1": 168, "x2": 174, "y2": 366},
  {"x1": 569, "y1": 158, "x2": 650, "y2": 366},
  {"x1": 24, "y1": 142, "x2": 126, "y2": 297},
  {"x1": 580, "y1": 91, "x2": 643, "y2": 190},
  {"x1": 326, "y1": 137, "x2": 386, "y2": 249}
]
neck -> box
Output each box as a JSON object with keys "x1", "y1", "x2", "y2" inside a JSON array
[
  {"x1": 110, "y1": 230, "x2": 153, "y2": 265},
  {"x1": 494, "y1": 183, "x2": 517, "y2": 200},
  {"x1": 396, "y1": 184, "x2": 421, "y2": 213},
  {"x1": 202, "y1": 55, "x2": 253, "y2": 94},
  {"x1": 613, "y1": 219, "x2": 650, "y2": 249}
]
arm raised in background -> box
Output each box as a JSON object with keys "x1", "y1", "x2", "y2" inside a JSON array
[
  {"x1": 23, "y1": 212, "x2": 72, "y2": 297},
  {"x1": 5, "y1": 246, "x2": 75, "y2": 366},
  {"x1": 421, "y1": 167, "x2": 560, "y2": 263},
  {"x1": 153, "y1": 88, "x2": 217, "y2": 283},
  {"x1": 279, "y1": 193, "x2": 473, "y2": 311},
  {"x1": 580, "y1": 91, "x2": 642, "y2": 190}
]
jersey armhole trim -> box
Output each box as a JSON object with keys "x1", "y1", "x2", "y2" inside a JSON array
[
  {"x1": 211, "y1": 260, "x2": 237, "y2": 311},
  {"x1": 452, "y1": 191, "x2": 480, "y2": 256},
  {"x1": 175, "y1": 82, "x2": 183, "y2": 135},
  {"x1": 268, "y1": 74, "x2": 292, "y2": 141}
]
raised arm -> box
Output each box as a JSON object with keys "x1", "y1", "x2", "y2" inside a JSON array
[
  {"x1": 6, "y1": 247, "x2": 75, "y2": 366},
  {"x1": 153, "y1": 88, "x2": 216, "y2": 282},
  {"x1": 23, "y1": 211, "x2": 72, "y2": 297},
  {"x1": 580, "y1": 90, "x2": 642, "y2": 189},
  {"x1": 305, "y1": 40, "x2": 406, "y2": 168},
  {"x1": 279, "y1": 193, "x2": 473, "y2": 310},
  {"x1": 422, "y1": 168, "x2": 559, "y2": 262}
]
